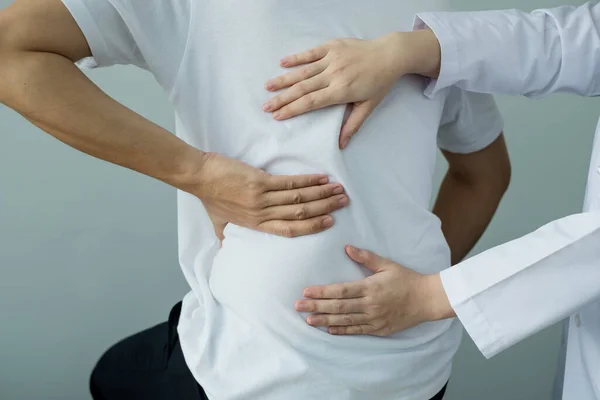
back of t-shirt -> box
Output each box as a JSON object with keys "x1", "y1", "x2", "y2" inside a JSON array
[{"x1": 63, "y1": 1, "x2": 503, "y2": 399}]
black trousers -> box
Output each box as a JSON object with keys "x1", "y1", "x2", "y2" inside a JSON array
[{"x1": 90, "y1": 303, "x2": 447, "y2": 400}]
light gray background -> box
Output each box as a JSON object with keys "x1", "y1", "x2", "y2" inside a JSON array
[{"x1": 0, "y1": 0, "x2": 597, "y2": 399}]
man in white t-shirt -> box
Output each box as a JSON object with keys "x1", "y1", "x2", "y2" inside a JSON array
[{"x1": 0, "y1": 1, "x2": 511, "y2": 399}]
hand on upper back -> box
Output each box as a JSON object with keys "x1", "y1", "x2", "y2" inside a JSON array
[
  {"x1": 263, "y1": 30, "x2": 441, "y2": 149},
  {"x1": 193, "y1": 153, "x2": 349, "y2": 241},
  {"x1": 1, "y1": 0, "x2": 91, "y2": 62},
  {"x1": 262, "y1": 34, "x2": 403, "y2": 148}
]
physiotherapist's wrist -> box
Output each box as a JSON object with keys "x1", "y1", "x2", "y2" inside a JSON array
[
  {"x1": 396, "y1": 29, "x2": 441, "y2": 79},
  {"x1": 420, "y1": 273, "x2": 456, "y2": 322}
]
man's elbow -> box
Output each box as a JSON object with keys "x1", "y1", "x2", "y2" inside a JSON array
[
  {"x1": 471, "y1": 154, "x2": 511, "y2": 199},
  {"x1": 450, "y1": 163, "x2": 511, "y2": 197},
  {"x1": 489, "y1": 134, "x2": 512, "y2": 195},
  {"x1": 494, "y1": 155, "x2": 512, "y2": 195}
]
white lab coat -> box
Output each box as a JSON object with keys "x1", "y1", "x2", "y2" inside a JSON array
[{"x1": 414, "y1": 3, "x2": 600, "y2": 399}]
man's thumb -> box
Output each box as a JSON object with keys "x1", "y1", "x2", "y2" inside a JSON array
[
  {"x1": 215, "y1": 225, "x2": 225, "y2": 243},
  {"x1": 209, "y1": 215, "x2": 226, "y2": 246}
]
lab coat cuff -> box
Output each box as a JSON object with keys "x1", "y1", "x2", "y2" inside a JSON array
[
  {"x1": 413, "y1": 13, "x2": 461, "y2": 98},
  {"x1": 440, "y1": 268, "x2": 505, "y2": 359}
]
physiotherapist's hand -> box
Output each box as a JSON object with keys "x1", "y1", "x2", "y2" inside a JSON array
[
  {"x1": 263, "y1": 30, "x2": 441, "y2": 148},
  {"x1": 295, "y1": 246, "x2": 454, "y2": 336},
  {"x1": 194, "y1": 152, "x2": 348, "y2": 241}
]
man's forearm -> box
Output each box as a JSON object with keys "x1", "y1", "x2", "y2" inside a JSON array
[
  {"x1": 0, "y1": 47, "x2": 349, "y2": 238},
  {"x1": 0, "y1": 50, "x2": 203, "y2": 192},
  {"x1": 433, "y1": 172, "x2": 505, "y2": 265},
  {"x1": 418, "y1": 176, "x2": 505, "y2": 322}
]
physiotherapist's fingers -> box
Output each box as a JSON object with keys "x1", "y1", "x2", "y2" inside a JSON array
[
  {"x1": 306, "y1": 313, "x2": 370, "y2": 328},
  {"x1": 295, "y1": 298, "x2": 365, "y2": 314},
  {"x1": 266, "y1": 174, "x2": 329, "y2": 191},
  {"x1": 258, "y1": 216, "x2": 334, "y2": 238},
  {"x1": 264, "y1": 76, "x2": 328, "y2": 112},
  {"x1": 264, "y1": 61, "x2": 327, "y2": 94},
  {"x1": 279, "y1": 45, "x2": 329, "y2": 68},
  {"x1": 271, "y1": 88, "x2": 336, "y2": 120},
  {"x1": 265, "y1": 183, "x2": 344, "y2": 207},
  {"x1": 303, "y1": 281, "x2": 365, "y2": 299},
  {"x1": 345, "y1": 245, "x2": 384, "y2": 273},
  {"x1": 328, "y1": 325, "x2": 376, "y2": 336},
  {"x1": 339, "y1": 101, "x2": 375, "y2": 149},
  {"x1": 265, "y1": 194, "x2": 348, "y2": 221}
]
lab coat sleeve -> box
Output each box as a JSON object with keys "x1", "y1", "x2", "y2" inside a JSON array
[
  {"x1": 414, "y1": 2, "x2": 600, "y2": 98},
  {"x1": 440, "y1": 211, "x2": 600, "y2": 358}
]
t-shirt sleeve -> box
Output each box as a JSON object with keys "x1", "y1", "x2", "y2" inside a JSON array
[
  {"x1": 61, "y1": 0, "x2": 192, "y2": 91},
  {"x1": 438, "y1": 87, "x2": 504, "y2": 154}
]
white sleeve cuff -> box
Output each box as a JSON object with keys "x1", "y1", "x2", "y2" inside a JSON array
[
  {"x1": 440, "y1": 267, "x2": 505, "y2": 358},
  {"x1": 413, "y1": 13, "x2": 461, "y2": 98}
]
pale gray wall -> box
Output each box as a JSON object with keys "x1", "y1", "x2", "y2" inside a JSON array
[{"x1": 0, "y1": 0, "x2": 597, "y2": 399}]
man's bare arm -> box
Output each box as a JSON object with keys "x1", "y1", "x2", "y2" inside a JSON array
[
  {"x1": 0, "y1": 1, "x2": 201, "y2": 188},
  {"x1": 433, "y1": 134, "x2": 511, "y2": 264},
  {"x1": 0, "y1": 0, "x2": 348, "y2": 238}
]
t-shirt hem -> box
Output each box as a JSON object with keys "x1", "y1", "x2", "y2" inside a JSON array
[
  {"x1": 438, "y1": 118, "x2": 504, "y2": 154},
  {"x1": 61, "y1": 0, "x2": 112, "y2": 67},
  {"x1": 180, "y1": 293, "x2": 456, "y2": 400}
]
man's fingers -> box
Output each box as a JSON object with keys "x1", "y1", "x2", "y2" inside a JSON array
[
  {"x1": 305, "y1": 313, "x2": 370, "y2": 327},
  {"x1": 295, "y1": 298, "x2": 365, "y2": 314},
  {"x1": 214, "y1": 224, "x2": 225, "y2": 242},
  {"x1": 266, "y1": 174, "x2": 329, "y2": 191},
  {"x1": 264, "y1": 62, "x2": 327, "y2": 94},
  {"x1": 264, "y1": 194, "x2": 348, "y2": 221},
  {"x1": 303, "y1": 281, "x2": 365, "y2": 299},
  {"x1": 328, "y1": 325, "x2": 376, "y2": 336},
  {"x1": 208, "y1": 214, "x2": 227, "y2": 241},
  {"x1": 265, "y1": 183, "x2": 344, "y2": 207},
  {"x1": 264, "y1": 75, "x2": 328, "y2": 112},
  {"x1": 258, "y1": 216, "x2": 335, "y2": 238},
  {"x1": 279, "y1": 45, "x2": 329, "y2": 68},
  {"x1": 339, "y1": 101, "x2": 375, "y2": 149},
  {"x1": 271, "y1": 88, "x2": 337, "y2": 121},
  {"x1": 345, "y1": 245, "x2": 383, "y2": 273}
]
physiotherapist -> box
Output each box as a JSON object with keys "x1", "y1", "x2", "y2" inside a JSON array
[{"x1": 263, "y1": 3, "x2": 600, "y2": 399}]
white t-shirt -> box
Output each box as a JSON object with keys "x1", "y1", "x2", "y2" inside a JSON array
[{"x1": 62, "y1": 1, "x2": 504, "y2": 399}]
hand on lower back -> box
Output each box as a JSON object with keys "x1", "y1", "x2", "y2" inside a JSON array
[
  {"x1": 295, "y1": 246, "x2": 453, "y2": 336},
  {"x1": 194, "y1": 152, "x2": 349, "y2": 240}
]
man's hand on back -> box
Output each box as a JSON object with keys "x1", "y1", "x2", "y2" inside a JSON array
[
  {"x1": 0, "y1": 0, "x2": 348, "y2": 242},
  {"x1": 194, "y1": 153, "x2": 348, "y2": 241}
]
